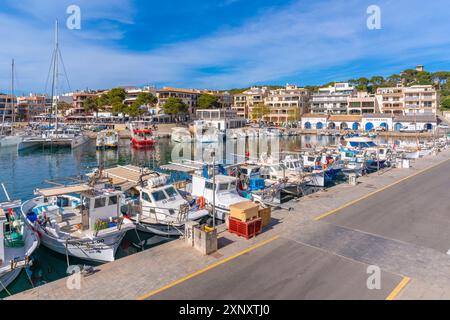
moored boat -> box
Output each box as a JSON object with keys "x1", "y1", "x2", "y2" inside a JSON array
[
  {"x1": 20, "y1": 182, "x2": 135, "y2": 263},
  {"x1": 1, "y1": 184, "x2": 39, "y2": 292}
]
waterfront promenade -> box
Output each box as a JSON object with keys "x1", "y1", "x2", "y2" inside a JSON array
[{"x1": 9, "y1": 147, "x2": 450, "y2": 300}]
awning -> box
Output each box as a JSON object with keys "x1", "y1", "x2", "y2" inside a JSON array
[
  {"x1": 35, "y1": 184, "x2": 92, "y2": 197},
  {"x1": 99, "y1": 165, "x2": 163, "y2": 187}
]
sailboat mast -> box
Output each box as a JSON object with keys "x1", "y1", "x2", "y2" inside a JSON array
[
  {"x1": 11, "y1": 59, "x2": 15, "y2": 134},
  {"x1": 52, "y1": 20, "x2": 59, "y2": 131}
]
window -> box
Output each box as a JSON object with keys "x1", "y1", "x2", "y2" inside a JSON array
[
  {"x1": 109, "y1": 196, "x2": 118, "y2": 205},
  {"x1": 142, "y1": 192, "x2": 151, "y2": 202},
  {"x1": 205, "y1": 182, "x2": 214, "y2": 190},
  {"x1": 165, "y1": 187, "x2": 177, "y2": 198},
  {"x1": 152, "y1": 191, "x2": 167, "y2": 202},
  {"x1": 218, "y1": 183, "x2": 228, "y2": 191},
  {"x1": 230, "y1": 181, "x2": 237, "y2": 190},
  {"x1": 94, "y1": 197, "x2": 106, "y2": 208}
]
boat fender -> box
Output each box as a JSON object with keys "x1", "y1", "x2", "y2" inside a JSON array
[{"x1": 196, "y1": 196, "x2": 206, "y2": 209}]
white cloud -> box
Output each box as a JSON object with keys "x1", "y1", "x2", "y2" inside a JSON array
[{"x1": 0, "y1": 0, "x2": 450, "y2": 93}]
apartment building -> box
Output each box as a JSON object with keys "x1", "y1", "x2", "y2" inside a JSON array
[
  {"x1": 156, "y1": 87, "x2": 202, "y2": 116},
  {"x1": 232, "y1": 87, "x2": 268, "y2": 119},
  {"x1": 311, "y1": 83, "x2": 356, "y2": 114},
  {"x1": 403, "y1": 85, "x2": 438, "y2": 115},
  {"x1": 17, "y1": 94, "x2": 47, "y2": 121},
  {"x1": 0, "y1": 94, "x2": 16, "y2": 122},
  {"x1": 376, "y1": 85, "x2": 438, "y2": 116},
  {"x1": 123, "y1": 86, "x2": 157, "y2": 106},
  {"x1": 263, "y1": 85, "x2": 310, "y2": 124},
  {"x1": 347, "y1": 92, "x2": 379, "y2": 115},
  {"x1": 72, "y1": 91, "x2": 98, "y2": 114}
]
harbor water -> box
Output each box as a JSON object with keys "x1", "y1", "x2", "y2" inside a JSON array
[{"x1": 0, "y1": 134, "x2": 406, "y2": 297}]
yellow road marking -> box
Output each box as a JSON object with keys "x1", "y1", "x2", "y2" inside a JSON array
[
  {"x1": 314, "y1": 157, "x2": 450, "y2": 221},
  {"x1": 386, "y1": 277, "x2": 411, "y2": 300},
  {"x1": 136, "y1": 235, "x2": 280, "y2": 300}
]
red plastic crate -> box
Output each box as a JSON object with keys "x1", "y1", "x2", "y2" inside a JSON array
[{"x1": 228, "y1": 217, "x2": 262, "y2": 240}]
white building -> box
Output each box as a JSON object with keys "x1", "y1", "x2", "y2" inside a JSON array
[
  {"x1": 196, "y1": 109, "x2": 246, "y2": 131},
  {"x1": 311, "y1": 83, "x2": 357, "y2": 114},
  {"x1": 263, "y1": 84, "x2": 310, "y2": 125},
  {"x1": 392, "y1": 114, "x2": 437, "y2": 132},
  {"x1": 301, "y1": 114, "x2": 329, "y2": 130},
  {"x1": 361, "y1": 114, "x2": 394, "y2": 131}
]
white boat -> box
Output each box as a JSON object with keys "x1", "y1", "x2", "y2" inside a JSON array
[
  {"x1": 19, "y1": 23, "x2": 89, "y2": 151},
  {"x1": 98, "y1": 165, "x2": 209, "y2": 236},
  {"x1": 1, "y1": 185, "x2": 39, "y2": 292},
  {"x1": 0, "y1": 135, "x2": 23, "y2": 148},
  {"x1": 227, "y1": 129, "x2": 238, "y2": 140},
  {"x1": 236, "y1": 129, "x2": 247, "y2": 139},
  {"x1": 19, "y1": 127, "x2": 89, "y2": 150},
  {"x1": 171, "y1": 127, "x2": 192, "y2": 143},
  {"x1": 96, "y1": 130, "x2": 119, "y2": 149},
  {"x1": 190, "y1": 171, "x2": 247, "y2": 221},
  {"x1": 21, "y1": 183, "x2": 135, "y2": 263},
  {"x1": 265, "y1": 128, "x2": 282, "y2": 137},
  {"x1": 191, "y1": 120, "x2": 220, "y2": 143}
]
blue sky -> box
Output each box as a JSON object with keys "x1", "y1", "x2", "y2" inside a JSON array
[{"x1": 1, "y1": 0, "x2": 450, "y2": 94}]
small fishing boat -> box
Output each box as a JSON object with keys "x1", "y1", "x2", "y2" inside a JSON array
[
  {"x1": 1, "y1": 184, "x2": 39, "y2": 293},
  {"x1": 96, "y1": 130, "x2": 119, "y2": 149},
  {"x1": 190, "y1": 120, "x2": 220, "y2": 143},
  {"x1": 21, "y1": 182, "x2": 135, "y2": 263},
  {"x1": 96, "y1": 165, "x2": 209, "y2": 236},
  {"x1": 171, "y1": 127, "x2": 192, "y2": 143},
  {"x1": 189, "y1": 166, "x2": 248, "y2": 221},
  {"x1": 130, "y1": 124, "x2": 155, "y2": 149}
]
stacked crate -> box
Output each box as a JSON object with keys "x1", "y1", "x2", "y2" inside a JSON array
[{"x1": 228, "y1": 201, "x2": 262, "y2": 239}]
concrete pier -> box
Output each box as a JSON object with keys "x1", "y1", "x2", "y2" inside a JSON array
[{"x1": 8, "y1": 147, "x2": 450, "y2": 300}]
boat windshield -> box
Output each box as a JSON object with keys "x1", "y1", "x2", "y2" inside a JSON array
[
  {"x1": 349, "y1": 141, "x2": 377, "y2": 148},
  {"x1": 152, "y1": 190, "x2": 167, "y2": 202},
  {"x1": 165, "y1": 187, "x2": 177, "y2": 198}
]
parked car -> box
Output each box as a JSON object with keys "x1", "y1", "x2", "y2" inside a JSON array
[{"x1": 438, "y1": 123, "x2": 449, "y2": 129}]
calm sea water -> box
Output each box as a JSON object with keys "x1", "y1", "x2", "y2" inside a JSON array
[{"x1": 0, "y1": 134, "x2": 405, "y2": 297}]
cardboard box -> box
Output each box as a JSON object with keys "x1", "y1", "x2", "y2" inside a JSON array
[
  {"x1": 229, "y1": 201, "x2": 259, "y2": 222},
  {"x1": 258, "y1": 207, "x2": 272, "y2": 228}
]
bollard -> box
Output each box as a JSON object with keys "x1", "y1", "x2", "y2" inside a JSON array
[
  {"x1": 402, "y1": 159, "x2": 411, "y2": 169},
  {"x1": 184, "y1": 221, "x2": 199, "y2": 247},
  {"x1": 348, "y1": 173, "x2": 358, "y2": 186}
]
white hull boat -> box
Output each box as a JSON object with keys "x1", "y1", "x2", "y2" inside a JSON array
[
  {"x1": 0, "y1": 135, "x2": 23, "y2": 148},
  {"x1": 1, "y1": 194, "x2": 39, "y2": 293},
  {"x1": 96, "y1": 130, "x2": 119, "y2": 149},
  {"x1": 171, "y1": 128, "x2": 192, "y2": 143},
  {"x1": 20, "y1": 185, "x2": 135, "y2": 263}
]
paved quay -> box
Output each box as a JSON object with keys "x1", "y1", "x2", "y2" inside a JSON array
[{"x1": 8, "y1": 147, "x2": 450, "y2": 300}]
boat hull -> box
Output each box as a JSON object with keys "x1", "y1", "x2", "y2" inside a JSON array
[
  {"x1": 135, "y1": 222, "x2": 184, "y2": 237},
  {"x1": 131, "y1": 138, "x2": 155, "y2": 149},
  {"x1": 21, "y1": 200, "x2": 131, "y2": 263},
  {"x1": 0, "y1": 268, "x2": 21, "y2": 292},
  {"x1": 0, "y1": 136, "x2": 23, "y2": 148}
]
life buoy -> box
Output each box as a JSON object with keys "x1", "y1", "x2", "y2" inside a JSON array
[{"x1": 196, "y1": 196, "x2": 206, "y2": 209}]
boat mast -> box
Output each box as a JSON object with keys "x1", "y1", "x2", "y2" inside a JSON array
[
  {"x1": 11, "y1": 59, "x2": 15, "y2": 135},
  {"x1": 50, "y1": 20, "x2": 60, "y2": 133}
]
